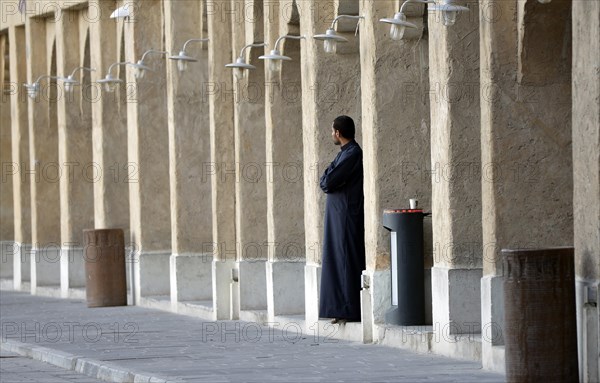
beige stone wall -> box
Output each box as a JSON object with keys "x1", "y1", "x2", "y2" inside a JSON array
[
  {"x1": 300, "y1": 0, "x2": 362, "y2": 265},
  {"x1": 125, "y1": 0, "x2": 171, "y2": 252},
  {"x1": 572, "y1": 0, "x2": 600, "y2": 283},
  {"x1": 428, "y1": 1, "x2": 481, "y2": 270},
  {"x1": 56, "y1": 9, "x2": 94, "y2": 245},
  {"x1": 208, "y1": 0, "x2": 236, "y2": 262},
  {"x1": 233, "y1": 0, "x2": 268, "y2": 262},
  {"x1": 89, "y1": 0, "x2": 130, "y2": 238},
  {"x1": 0, "y1": 33, "x2": 14, "y2": 242},
  {"x1": 164, "y1": 0, "x2": 212, "y2": 254},
  {"x1": 264, "y1": 18, "x2": 305, "y2": 262},
  {"x1": 8, "y1": 26, "x2": 30, "y2": 246},
  {"x1": 480, "y1": 0, "x2": 573, "y2": 276},
  {"x1": 26, "y1": 16, "x2": 61, "y2": 248},
  {"x1": 360, "y1": 0, "x2": 431, "y2": 272}
]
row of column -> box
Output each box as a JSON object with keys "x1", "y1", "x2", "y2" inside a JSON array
[{"x1": 0, "y1": 0, "x2": 597, "y2": 379}]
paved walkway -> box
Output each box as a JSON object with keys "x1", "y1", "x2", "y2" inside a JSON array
[
  {"x1": 0, "y1": 290, "x2": 504, "y2": 382},
  {"x1": 1, "y1": 349, "x2": 104, "y2": 383}
]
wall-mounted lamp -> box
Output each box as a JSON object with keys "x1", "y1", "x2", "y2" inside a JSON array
[
  {"x1": 97, "y1": 62, "x2": 130, "y2": 92},
  {"x1": 314, "y1": 15, "x2": 364, "y2": 54},
  {"x1": 24, "y1": 75, "x2": 59, "y2": 99},
  {"x1": 60, "y1": 67, "x2": 95, "y2": 93},
  {"x1": 130, "y1": 49, "x2": 169, "y2": 79},
  {"x1": 226, "y1": 42, "x2": 268, "y2": 80},
  {"x1": 380, "y1": 0, "x2": 434, "y2": 40},
  {"x1": 429, "y1": 0, "x2": 469, "y2": 27},
  {"x1": 259, "y1": 35, "x2": 305, "y2": 74},
  {"x1": 169, "y1": 38, "x2": 209, "y2": 73}
]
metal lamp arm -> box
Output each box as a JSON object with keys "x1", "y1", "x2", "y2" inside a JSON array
[
  {"x1": 139, "y1": 49, "x2": 169, "y2": 62},
  {"x1": 182, "y1": 38, "x2": 209, "y2": 52},
  {"x1": 68, "y1": 66, "x2": 96, "y2": 78},
  {"x1": 107, "y1": 62, "x2": 131, "y2": 76},
  {"x1": 273, "y1": 35, "x2": 306, "y2": 51},
  {"x1": 33, "y1": 75, "x2": 60, "y2": 84},
  {"x1": 238, "y1": 42, "x2": 268, "y2": 59},
  {"x1": 330, "y1": 14, "x2": 364, "y2": 29},
  {"x1": 400, "y1": 0, "x2": 435, "y2": 14}
]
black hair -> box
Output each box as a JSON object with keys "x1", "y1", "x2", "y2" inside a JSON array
[{"x1": 332, "y1": 115, "x2": 355, "y2": 139}]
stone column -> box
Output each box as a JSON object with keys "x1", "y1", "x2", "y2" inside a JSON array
[
  {"x1": 572, "y1": 1, "x2": 600, "y2": 381},
  {"x1": 479, "y1": 0, "x2": 573, "y2": 372},
  {"x1": 8, "y1": 26, "x2": 31, "y2": 290},
  {"x1": 427, "y1": 1, "x2": 482, "y2": 343},
  {"x1": 89, "y1": 1, "x2": 129, "y2": 234},
  {"x1": 163, "y1": 0, "x2": 213, "y2": 308},
  {"x1": 89, "y1": 0, "x2": 130, "y2": 300},
  {"x1": 230, "y1": 0, "x2": 269, "y2": 321},
  {"x1": 207, "y1": 0, "x2": 236, "y2": 320},
  {"x1": 299, "y1": 0, "x2": 363, "y2": 327},
  {"x1": 55, "y1": 9, "x2": 94, "y2": 298},
  {"x1": 1, "y1": 32, "x2": 15, "y2": 282},
  {"x1": 26, "y1": 17, "x2": 61, "y2": 295},
  {"x1": 264, "y1": 1, "x2": 306, "y2": 322},
  {"x1": 358, "y1": 0, "x2": 432, "y2": 338},
  {"x1": 124, "y1": 0, "x2": 172, "y2": 304}
]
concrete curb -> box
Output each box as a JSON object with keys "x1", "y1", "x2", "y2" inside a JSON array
[{"x1": 0, "y1": 338, "x2": 184, "y2": 383}]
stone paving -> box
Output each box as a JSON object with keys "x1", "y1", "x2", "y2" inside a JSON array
[
  {"x1": 0, "y1": 290, "x2": 504, "y2": 382},
  {"x1": 0, "y1": 349, "x2": 104, "y2": 383}
]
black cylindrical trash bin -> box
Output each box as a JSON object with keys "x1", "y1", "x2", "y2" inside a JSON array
[
  {"x1": 503, "y1": 247, "x2": 579, "y2": 382},
  {"x1": 83, "y1": 229, "x2": 127, "y2": 308},
  {"x1": 383, "y1": 209, "x2": 429, "y2": 325}
]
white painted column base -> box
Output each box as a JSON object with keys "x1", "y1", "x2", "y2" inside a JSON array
[
  {"x1": 170, "y1": 253, "x2": 213, "y2": 305},
  {"x1": 576, "y1": 278, "x2": 600, "y2": 383},
  {"x1": 236, "y1": 260, "x2": 267, "y2": 313},
  {"x1": 481, "y1": 274, "x2": 505, "y2": 373},
  {"x1": 132, "y1": 251, "x2": 171, "y2": 304},
  {"x1": 30, "y1": 246, "x2": 61, "y2": 295},
  {"x1": 1, "y1": 241, "x2": 15, "y2": 279},
  {"x1": 304, "y1": 264, "x2": 321, "y2": 328},
  {"x1": 432, "y1": 267, "x2": 482, "y2": 334},
  {"x1": 365, "y1": 269, "x2": 391, "y2": 325},
  {"x1": 266, "y1": 260, "x2": 305, "y2": 322},
  {"x1": 12, "y1": 243, "x2": 31, "y2": 290},
  {"x1": 212, "y1": 259, "x2": 235, "y2": 320},
  {"x1": 60, "y1": 246, "x2": 85, "y2": 298},
  {"x1": 360, "y1": 270, "x2": 373, "y2": 344}
]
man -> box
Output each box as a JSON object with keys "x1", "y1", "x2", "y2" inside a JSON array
[{"x1": 319, "y1": 115, "x2": 366, "y2": 324}]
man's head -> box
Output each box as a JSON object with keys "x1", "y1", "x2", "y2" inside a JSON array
[{"x1": 331, "y1": 115, "x2": 355, "y2": 146}]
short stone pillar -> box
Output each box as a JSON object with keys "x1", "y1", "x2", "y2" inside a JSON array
[
  {"x1": 84, "y1": 229, "x2": 127, "y2": 308},
  {"x1": 503, "y1": 247, "x2": 578, "y2": 382}
]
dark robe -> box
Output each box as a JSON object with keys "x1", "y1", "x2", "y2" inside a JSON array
[{"x1": 318, "y1": 139, "x2": 366, "y2": 321}]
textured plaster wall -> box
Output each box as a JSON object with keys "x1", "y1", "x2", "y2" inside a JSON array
[
  {"x1": 480, "y1": 0, "x2": 573, "y2": 276},
  {"x1": 264, "y1": 2, "x2": 305, "y2": 261},
  {"x1": 0, "y1": 34, "x2": 14, "y2": 242},
  {"x1": 164, "y1": 0, "x2": 212, "y2": 254},
  {"x1": 359, "y1": 0, "x2": 431, "y2": 272},
  {"x1": 56, "y1": 10, "x2": 94, "y2": 245},
  {"x1": 428, "y1": 1, "x2": 481, "y2": 270},
  {"x1": 125, "y1": 0, "x2": 171, "y2": 252},
  {"x1": 26, "y1": 17, "x2": 60, "y2": 247},
  {"x1": 299, "y1": 0, "x2": 362, "y2": 265},
  {"x1": 208, "y1": 0, "x2": 236, "y2": 262},
  {"x1": 572, "y1": 0, "x2": 600, "y2": 283},
  {"x1": 89, "y1": 0, "x2": 129, "y2": 238},
  {"x1": 9, "y1": 26, "x2": 31, "y2": 246}
]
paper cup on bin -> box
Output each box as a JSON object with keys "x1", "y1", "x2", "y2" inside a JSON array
[{"x1": 409, "y1": 199, "x2": 418, "y2": 209}]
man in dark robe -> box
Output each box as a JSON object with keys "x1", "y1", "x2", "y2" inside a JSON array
[{"x1": 319, "y1": 115, "x2": 366, "y2": 324}]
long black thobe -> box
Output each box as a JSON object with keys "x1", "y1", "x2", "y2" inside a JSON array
[{"x1": 318, "y1": 139, "x2": 366, "y2": 321}]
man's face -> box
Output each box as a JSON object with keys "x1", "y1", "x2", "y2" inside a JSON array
[{"x1": 331, "y1": 126, "x2": 341, "y2": 145}]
